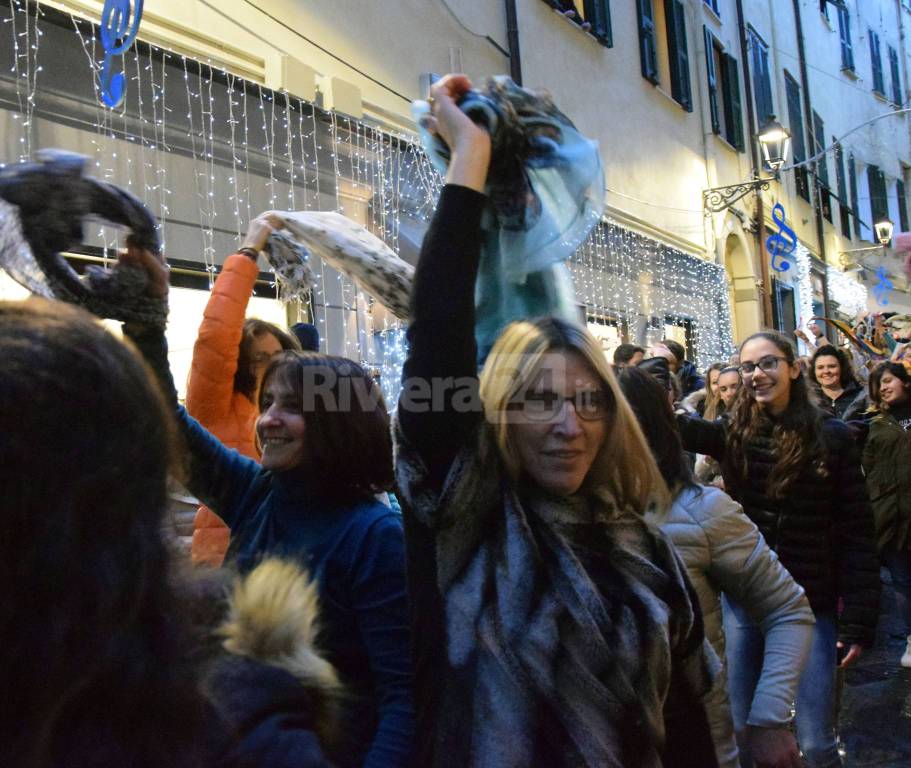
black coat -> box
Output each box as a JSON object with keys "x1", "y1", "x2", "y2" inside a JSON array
[
  {"x1": 679, "y1": 412, "x2": 880, "y2": 647},
  {"x1": 812, "y1": 379, "x2": 868, "y2": 421},
  {"x1": 205, "y1": 655, "x2": 333, "y2": 768}
]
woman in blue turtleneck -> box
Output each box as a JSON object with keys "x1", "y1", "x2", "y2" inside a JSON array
[{"x1": 120, "y1": 245, "x2": 413, "y2": 768}]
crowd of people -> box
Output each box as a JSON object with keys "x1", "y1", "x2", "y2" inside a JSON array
[{"x1": 2, "y1": 72, "x2": 911, "y2": 768}]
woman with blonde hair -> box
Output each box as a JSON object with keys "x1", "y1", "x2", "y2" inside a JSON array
[
  {"x1": 394, "y1": 73, "x2": 717, "y2": 768},
  {"x1": 682, "y1": 361, "x2": 725, "y2": 418}
]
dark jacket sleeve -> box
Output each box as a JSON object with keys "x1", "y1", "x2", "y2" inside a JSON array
[
  {"x1": 123, "y1": 322, "x2": 263, "y2": 530},
  {"x1": 827, "y1": 421, "x2": 881, "y2": 647},
  {"x1": 397, "y1": 184, "x2": 487, "y2": 486},
  {"x1": 677, "y1": 413, "x2": 727, "y2": 461}
]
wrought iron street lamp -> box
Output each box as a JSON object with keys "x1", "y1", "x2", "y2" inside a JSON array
[
  {"x1": 758, "y1": 117, "x2": 791, "y2": 172},
  {"x1": 874, "y1": 217, "x2": 894, "y2": 246},
  {"x1": 703, "y1": 116, "x2": 791, "y2": 215}
]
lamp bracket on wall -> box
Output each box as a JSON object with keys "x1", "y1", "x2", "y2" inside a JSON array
[{"x1": 703, "y1": 178, "x2": 771, "y2": 216}]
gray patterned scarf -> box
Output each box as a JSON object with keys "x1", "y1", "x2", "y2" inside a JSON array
[{"x1": 0, "y1": 151, "x2": 167, "y2": 327}]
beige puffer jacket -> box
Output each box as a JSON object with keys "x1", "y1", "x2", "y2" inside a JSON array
[{"x1": 654, "y1": 486, "x2": 815, "y2": 768}]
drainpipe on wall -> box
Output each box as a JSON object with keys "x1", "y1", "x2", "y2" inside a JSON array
[
  {"x1": 792, "y1": 0, "x2": 834, "y2": 330},
  {"x1": 735, "y1": 0, "x2": 774, "y2": 328},
  {"x1": 505, "y1": 0, "x2": 522, "y2": 85}
]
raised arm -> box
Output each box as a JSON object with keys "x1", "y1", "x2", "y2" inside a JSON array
[
  {"x1": 397, "y1": 75, "x2": 491, "y2": 482},
  {"x1": 121, "y1": 246, "x2": 264, "y2": 531},
  {"x1": 186, "y1": 216, "x2": 280, "y2": 424}
]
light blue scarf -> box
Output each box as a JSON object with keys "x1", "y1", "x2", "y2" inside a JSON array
[{"x1": 414, "y1": 76, "x2": 605, "y2": 359}]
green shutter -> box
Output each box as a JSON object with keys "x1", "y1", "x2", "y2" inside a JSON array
[
  {"x1": 890, "y1": 46, "x2": 902, "y2": 105},
  {"x1": 838, "y1": 7, "x2": 854, "y2": 70},
  {"x1": 869, "y1": 166, "x2": 889, "y2": 225},
  {"x1": 666, "y1": 0, "x2": 692, "y2": 111},
  {"x1": 723, "y1": 53, "x2": 744, "y2": 150},
  {"x1": 834, "y1": 140, "x2": 852, "y2": 238},
  {"x1": 704, "y1": 27, "x2": 720, "y2": 134},
  {"x1": 749, "y1": 28, "x2": 773, "y2": 123},
  {"x1": 897, "y1": 179, "x2": 909, "y2": 232},
  {"x1": 812, "y1": 111, "x2": 829, "y2": 188},
  {"x1": 637, "y1": 0, "x2": 658, "y2": 83},
  {"x1": 583, "y1": 0, "x2": 612, "y2": 47},
  {"x1": 870, "y1": 31, "x2": 885, "y2": 94},
  {"x1": 849, "y1": 154, "x2": 861, "y2": 238}
]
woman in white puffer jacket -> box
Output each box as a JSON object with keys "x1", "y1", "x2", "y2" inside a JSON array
[{"x1": 619, "y1": 367, "x2": 814, "y2": 768}]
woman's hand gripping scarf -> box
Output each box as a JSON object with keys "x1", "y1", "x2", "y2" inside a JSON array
[
  {"x1": 264, "y1": 211, "x2": 414, "y2": 320},
  {"x1": 414, "y1": 75, "x2": 606, "y2": 359},
  {"x1": 0, "y1": 150, "x2": 166, "y2": 327}
]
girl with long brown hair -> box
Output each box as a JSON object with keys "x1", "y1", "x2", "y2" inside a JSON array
[{"x1": 679, "y1": 330, "x2": 880, "y2": 768}]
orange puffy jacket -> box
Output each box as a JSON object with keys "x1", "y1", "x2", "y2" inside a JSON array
[{"x1": 186, "y1": 253, "x2": 260, "y2": 566}]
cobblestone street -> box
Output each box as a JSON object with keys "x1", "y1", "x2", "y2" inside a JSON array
[{"x1": 840, "y1": 578, "x2": 911, "y2": 767}]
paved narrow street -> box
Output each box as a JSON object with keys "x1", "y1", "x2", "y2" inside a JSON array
[{"x1": 840, "y1": 577, "x2": 911, "y2": 767}]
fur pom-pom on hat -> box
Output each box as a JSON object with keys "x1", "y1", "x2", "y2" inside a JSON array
[{"x1": 219, "y1": 559, "x2": 339, "y2": 693}]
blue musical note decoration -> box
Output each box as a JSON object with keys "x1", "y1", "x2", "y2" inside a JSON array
[
  {"x1": 766, "y1": 203, "x2": 798, "y2": 273},
  {"x1": 873, "y1": 265, "x2": 893, "y2": 306},
  {"x1": 98, "y1": 0, "x2": 144, "y2": 108}
]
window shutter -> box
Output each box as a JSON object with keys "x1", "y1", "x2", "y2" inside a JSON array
[
  {"x1": 838, "y1": 7, "x2": 854, "y2": 70},
  {"x1": 869, "y1": 166, "x2": 889, "y2": 225},
  {"x1": 749, "y1": 30, "x2": 773, "y2": 123},
  {"x1": 584, "y1": 0, "x2": 613, "y2": 46},
  {"x1": 870, "y1": 31, "x2": 884, "y2": 94},
  {"x1": 834, "y1": 142, "x2": 848, "y2": 204},
  {"x1": 666, "y1": 0, "x2": 692, "y2": 110},
  {"x1": 898, "y1": 179, "x2": 909, "y2": 232},
  {"x1": 812, "y1": 112, "x2": 829, "y2": 188},
  {"x1": 704, "y1": 27, "x2": 720, "y2": 133},
  {"x1": 637, "y1": 0, "x2": 659, "y2": 83},
  {"x1": 723, "y1": 53, "x2": 744, "y2": 150},
  {"x1": 785, "y1": 75, "x2": 806, "y2": 162},
  {"x1": 849, "y1": 154, "x2": 861, "y2": 238},
  {"x1": 785, "y1": 73, "x2": 809, "y2": 200},
  {"x1": 834, "y1": 140, "x2": 851, "y2": 238},
  {"x1": 890, "y1": 46, "x2": 902, "y2": 104}
]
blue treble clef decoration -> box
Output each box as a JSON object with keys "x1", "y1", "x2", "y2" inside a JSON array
[
  {"x1": 873, "y1": 265, "x2": 893, "y2": 306},
  {"x1": 765, "y1": 203, "x2": 798, "y2": 273},
  {"x1": 98, "y1": 0, "x2": 144, "y2": 108}
]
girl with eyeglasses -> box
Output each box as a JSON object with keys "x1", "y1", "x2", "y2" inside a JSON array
[
  {"x1": 618, "y1": 366, "x2": 813, "y2": 768},
  {"x1": 679, "y1": 330, "x2": 880, "y2": 768},
  {"x1": 185, "y1": 214, "x2": 300, "y2": 566},
  {"x1": 394, "y1": 74, "x2": 718, "y2": 768}
]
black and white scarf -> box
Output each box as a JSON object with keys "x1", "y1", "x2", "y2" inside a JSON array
[{"x1": 394, "y1": 421, "x2": 718, "y2": 767}]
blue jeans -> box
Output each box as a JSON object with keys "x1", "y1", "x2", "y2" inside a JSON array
[
  {"x1": 881, "y1": 549, "x2": 911, "y2": 636},
  {"x1": 723, "y1": 596, "x2": 841, "y2": 768}
]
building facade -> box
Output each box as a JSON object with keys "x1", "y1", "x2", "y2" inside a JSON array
[{"x1": 1, "y1": 0, "x2": 908, "y2": 387}]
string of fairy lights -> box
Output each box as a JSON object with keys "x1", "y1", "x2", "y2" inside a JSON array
[{"x1": 2, "y1": 0, "x2": 737, "y2": 400}]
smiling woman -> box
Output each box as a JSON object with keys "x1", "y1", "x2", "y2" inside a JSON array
[
  {"x1": 808, "y1": 345, "x2": 867, "y2": 421},
  {"x1": 678, "y1": 330, "x2": 880, "y2": 768},
  {"x1": 120, "y1": 244, "x2": 414, "y2": 768},
  {"x1": 393, "y1": 73, "x2": 719, "y2": 768}
]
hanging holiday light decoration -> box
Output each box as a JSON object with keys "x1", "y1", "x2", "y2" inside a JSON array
[
  {"x1": 826, "y1": 265, "x2": 868, "y2": 317},
  {"x1": 2, "y1": 0, "x2": 736, "y2": 403},
  {"x1": 792, "y1": 242, "x2": 814, "y2": 331}
]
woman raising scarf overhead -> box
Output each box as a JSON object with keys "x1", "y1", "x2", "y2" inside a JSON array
[{"x1": 394, "y1": 74, "x2": 718, "y2": 768}]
